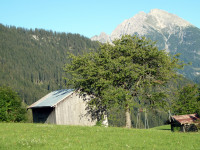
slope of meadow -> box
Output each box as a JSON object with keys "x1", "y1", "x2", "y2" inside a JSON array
[{"x1": 0, "y1": 123, "x2": 199, "y2": 150}]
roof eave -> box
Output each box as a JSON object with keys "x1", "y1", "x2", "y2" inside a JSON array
[{"x1": 27, "y1": 105, "x2": 55, "y2": 109}]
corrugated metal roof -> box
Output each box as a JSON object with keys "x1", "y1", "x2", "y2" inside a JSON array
[
  {"x1": 172, "y1": 113, "x2": 199, "y2": 125},
  {"x1": 28, "y1": 89, "x2": 74, "y2": 108}
]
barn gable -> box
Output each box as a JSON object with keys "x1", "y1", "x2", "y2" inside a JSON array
[{"x1": 28, "y1": 89, "x2": 96, "y2": 126}]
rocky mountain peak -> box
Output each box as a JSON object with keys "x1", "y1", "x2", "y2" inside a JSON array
[
  {"x1": 148, "y1": 9, "x2": 192, "y2": 29},
  {"x1": 91, "y1": 32, "x2": 111, "y2": 43},
  {"x1": 91, "y1": 9, "x2": 193, "y2": 43},
  {"x1": 90, "y1": 9, "x2": 200, "y2": 82}
]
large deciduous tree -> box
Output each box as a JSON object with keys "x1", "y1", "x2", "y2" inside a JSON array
[{"x1": 64, "y1": 35, "x2": 183, "y2": 128}]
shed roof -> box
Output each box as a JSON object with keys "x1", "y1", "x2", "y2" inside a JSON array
[
  {"x1": 28, "y1": 89, "x2": 74, "y2": 109},
  {"x1": 172, "y1": 113, "x2": 199, "y2": 125}
]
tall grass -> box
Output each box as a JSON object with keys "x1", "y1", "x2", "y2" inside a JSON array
[{"x1": 0, "y1": 123, "x2": 199, "y2": 150}]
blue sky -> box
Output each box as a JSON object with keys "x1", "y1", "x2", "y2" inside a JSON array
[{"x1": 0, "y1": 0, "x2": 199, "y2": 38}]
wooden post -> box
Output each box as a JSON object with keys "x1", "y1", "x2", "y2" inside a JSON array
[
  {"x1": 183, "y1": 125, "x2": 185, "y2": 132},
  {"x1": 144, "y1": 109, "x2": 149, "y2": 129},
  {"x1": 136, "y1": 109, "x2": 139, "y2": 129}
]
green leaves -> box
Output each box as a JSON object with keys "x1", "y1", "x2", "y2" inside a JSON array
[
  {"x1": 172, "y1": 84, "x2": 200, "y2": 115},
  {"x1": 64, "y1": 34, "x2": 183, "y2": 121},
  {"x1": 0, "y1": 86, "x2": 27, "y2": 122}
]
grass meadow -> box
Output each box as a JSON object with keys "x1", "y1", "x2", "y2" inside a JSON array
[{"x1": 0, "y1": 123, "x2": 199, "y2": 150}]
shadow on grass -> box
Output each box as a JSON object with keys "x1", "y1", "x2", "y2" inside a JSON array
[{"x1": 152, "y1": 125, "x2": 171, "y2": 130}]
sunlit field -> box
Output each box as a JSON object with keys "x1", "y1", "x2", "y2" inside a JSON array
[{"x1": 0, "y1": 123, "x2": 199, "y2": 150}]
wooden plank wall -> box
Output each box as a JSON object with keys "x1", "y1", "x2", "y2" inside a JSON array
[
  {"x1": 55, "y1": 92, "x2": 96, "y2": 126},
  {"x1": 45, "y1": 108, "x2": 56, "y2": 124}
]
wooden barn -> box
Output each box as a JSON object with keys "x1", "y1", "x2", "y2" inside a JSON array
[
  {"x1": 28, "y1": 89, "x2": 97, "y2": 126},
  {"x1": 170, "y1": 113, "x2": 199, "y2": 132}
]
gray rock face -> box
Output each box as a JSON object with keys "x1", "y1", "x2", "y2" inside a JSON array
[
  {"x1": 91, "y1": 9, "x2": 200, "y2": 82},
  {"x1": 91, "y1": 32, "x2": 111, "y2": 43},
  {"x1": 91, "y1": 9, "x2": 192, "y2": 46}
]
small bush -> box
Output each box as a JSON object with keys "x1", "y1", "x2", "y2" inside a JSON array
[{"x1": 0, "y1": 86, "x2": 27, "y2": 122}]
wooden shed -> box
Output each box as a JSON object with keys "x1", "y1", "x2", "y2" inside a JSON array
[
  {"x1": 170, "y1": 113, "x2": 199, "y2": 132},
  {"x1": 28, "y1": 89, "x2": 97, "y2": 126}
]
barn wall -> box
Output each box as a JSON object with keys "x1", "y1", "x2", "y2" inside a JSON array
[
  {"x1": 45, "y1": 108, "x2": 56, "y2": 124},
  {"x1": 55, "y1": 93, "x2": 96, "y2": 126}
]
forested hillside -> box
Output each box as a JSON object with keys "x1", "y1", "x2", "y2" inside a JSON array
[
  {"x1": 0, "y1": 24, "x2": 197, "y2": 127},
  {"x1": 0, "y1": 24, "x2": 99, "y2": 104}
]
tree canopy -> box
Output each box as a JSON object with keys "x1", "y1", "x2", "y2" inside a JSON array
[
  {"x1": 64, "y1": 35, "x2": 183, "y2": 128},
  {"x1": 172, "y1": 84, "x2": 200, "y2": 115},
  {"x1": 0, "y1": 86, "x2": 27, "y2": 122}
]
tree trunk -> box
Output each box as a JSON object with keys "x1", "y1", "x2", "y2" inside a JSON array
[{"x1": 125, "y1": 104, "x2": 131, "y2": 128}]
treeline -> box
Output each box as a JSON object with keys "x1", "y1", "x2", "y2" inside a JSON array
[
  {"x1": 0, "y1": 24, "x2": 99, "y2": 104},
  {"x1": 108, "y1": 77, "x2": 198, "y2": 128}
]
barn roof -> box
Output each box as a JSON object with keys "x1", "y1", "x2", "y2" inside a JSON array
[
  {"x1": 171, "y1": 113, "x2": 199, "y2": 125},
  {"x1": 28, "y1": 89, "x2": 74, "y2": 109}
]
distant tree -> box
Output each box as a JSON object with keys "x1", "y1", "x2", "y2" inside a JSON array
[
  {"x1": 0, "y1": 86, "x2": 27, "y2": 122},
  {"x1": 64, "y1": 35, "x2": 183, "y2": 128},
  {"x1": 172, "y1": 84, "x2": 200, "y2": 115}
]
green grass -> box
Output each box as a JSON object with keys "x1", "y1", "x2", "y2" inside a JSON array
[{"x1": 0, "y1": 123, "x2": 199, "y2": 150}]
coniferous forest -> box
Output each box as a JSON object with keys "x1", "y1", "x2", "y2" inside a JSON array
[{"x1": 0, "y1": 24, "x2": 99, "y2": 105}]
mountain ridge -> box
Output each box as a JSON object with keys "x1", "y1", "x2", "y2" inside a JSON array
[
  {"x1": 91, "y1": 9, "x2": 193, "y2": 44},
  {"x1": 91, "y1": 9, "x2": 200, "y2": 82}
]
